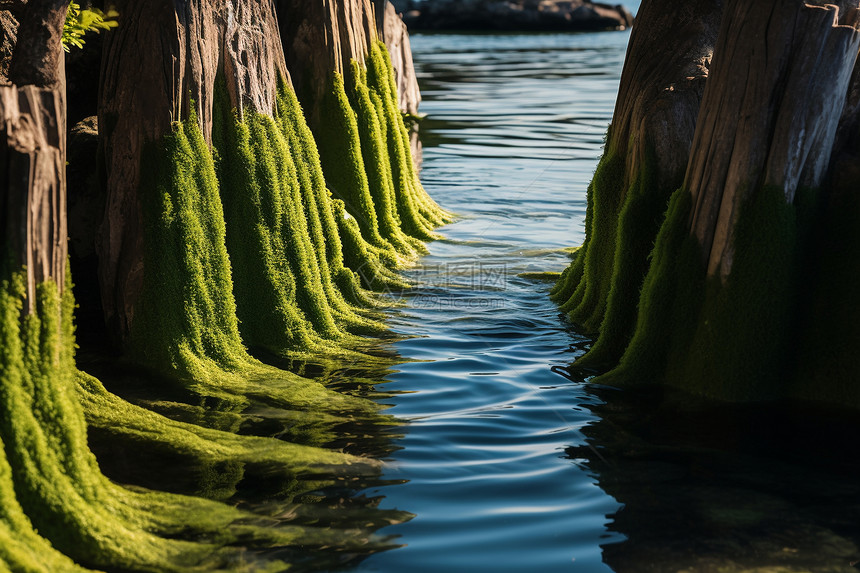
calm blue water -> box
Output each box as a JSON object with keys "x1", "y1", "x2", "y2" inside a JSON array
[{"x1": 350, "y1": 30, "x2": 632, "y2": 573}]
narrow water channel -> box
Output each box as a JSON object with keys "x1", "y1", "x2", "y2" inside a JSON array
[{"x1": 350, "y1": 30, "x2": 631, "y2": 572}]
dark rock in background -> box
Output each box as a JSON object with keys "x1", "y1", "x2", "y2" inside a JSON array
[{"x1": 391, "y1": 0, "x2": 633, "y2": 32}]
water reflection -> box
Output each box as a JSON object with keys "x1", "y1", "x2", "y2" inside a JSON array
[
  {"x1": 564, "y1": 382, "x2": 860, "y2": 572},
  {"x1": 79, "y1": 345, "x2": 414, "y2": 571}
]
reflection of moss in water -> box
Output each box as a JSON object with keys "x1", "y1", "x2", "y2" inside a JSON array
[
  {"x1": 316, "y1": 42, "x2": 452, "y2": 280},
  {"x1": 0, "y1": 270, "x2": 303, "y2": 571},
  {"x1": 572, "y1": 388, "x2": 860, "y2": 572},
  {"x1": 78, "y1": 371, "x2": 378, "y2": 501}
]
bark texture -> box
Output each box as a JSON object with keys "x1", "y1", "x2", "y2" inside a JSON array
[
  {"x1": 551, "y1": 0, "x2": 722, "y2": 367},
  {"x1": 375, "y1": 0, "x2": 420, "y2": 114},
  {"x1": 687, "y1": 2, "x2": 860, "y2": 278},
  {"x1": 0, "y1": 85, "x2": 66, "y2": 313},
  {"x1": 98, "y1": 0, "x2": 289, "y2": 341},
  {"x1": 8, "y1": 0, "x2": 67, "y2": 89},
  {"x1": 0, "y1": 10, "x2": 17, "y2": 81},
  {"x1": 277, "y1": 0, "x2": 378, "y2": 125}
]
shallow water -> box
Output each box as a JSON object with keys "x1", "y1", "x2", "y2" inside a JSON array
[{"x1": 351, "y1": 29, "x2": 629, "y2": 573}]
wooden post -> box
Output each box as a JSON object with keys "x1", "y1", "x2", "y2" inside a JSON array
[
  {"x1": 98, "y1": 0, "x2": 289, "y2": 341},
  {"x1": 0, "y1": 0, "x2": 69, "y2": 315},
  {"x1": 686, "y1": 1, "x2": 860, "y2": 278}
]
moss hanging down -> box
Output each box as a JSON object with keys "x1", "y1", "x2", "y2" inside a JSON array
[
  {"x1": 129, "y1": 113, "x2": 385, "y2": 413},
  {"x1": 596, "y1": 185, "x2": 801, "y2": 403},
  {"x1": 550, "y1": 138, "x2": 676, "y2": 372},
  {"x1": 0, "y1": 269, "x2": 309, "y2": 572},
  {"x1": 214, "y1": 81, "x2": 398, "y2": 363},
  {"x1": 272, "y1": 83, "x2": 399, "y2": 307},
  {"x1": 550, "y1": 148, "x2": 625, "y2": 335},
  {"x1": 365, "y1": 42, "x2": 450, "y2": 234},
  {"x1": 315, "y1": 41, "x2": 452, "y2": 278}
]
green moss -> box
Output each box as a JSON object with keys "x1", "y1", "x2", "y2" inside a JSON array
[
  {"x1": 0, "y1": 269, "x2": 301, "y2": 571},
  {"x1": 366, "y1": 42, "x2": 451, "y2": 235},
  {"x1": 552, "y1": 149, "x2": 625, "y2": 333},
  {"x1": 599, "y1": 185, "x2": 800, "y2": 403},
  {"x1": 575, "y1": 145, "x2": 665, "y2": 369},
  {"x1": 595, "y1": 187, "x2": 702, "y2": 388},
  {"x1": 313, "y1": 42, "x2": 452, "y2": 279},
  {"x1": 131, "y1": 111, "x2": 390, "y2": 412},
  {"x1": 678, "y1": 186, "x2": 798, "y2": 401}
]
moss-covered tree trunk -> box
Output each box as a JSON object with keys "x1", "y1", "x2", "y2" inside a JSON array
[
  {"x1": 374, "y1": 0, "x2": 423, "y2": 165},
  {"x1": 276, "y1": 0, "x2": 450, "y2": 270},
  {"x1": 551, "y1": 0, "x2": 722, "y2": 369},
  {"x1": 98, "y1": 0, "x2": 288, "y2": 342},
  {"x1": 593, "y1": 0, "x2": 860, "y2": 406},
  {"x1": 99, "y1": 0, "x2": 431, "y2": 377}
]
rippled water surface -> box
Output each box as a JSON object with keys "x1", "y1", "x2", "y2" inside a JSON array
[{"x1": 351, "y1": 29, "x2": 631, "y2": 573}]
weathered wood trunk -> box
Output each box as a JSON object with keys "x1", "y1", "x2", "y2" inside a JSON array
[
  {"x1": 0, "y1": 0, "x2": 68, "y2": 316},
  {"x1": 597, "y1": 0, "x2": 860, "y2": 405},
  {"x1": 276, "y1": 0, "x2": 448, "y2": 258},
  {"x1": 98, "y1": 0, "x2": 289, "y2": 341},
  {"x1": 0, "y1": 86, "x2": 67, "y2": 313},
  {"x1": 375, "y1": 0, "x2": 420, "y2": 114},
  {"x1": 8, "y1": 0, "x2": 67, "y2": 89},
  {"x1": 375, "y1": 0, "x2": 422, "y2": 164},
  {"x1": 551, "y1": 0, "x2": 722, "y2": 368},
  {"x1": 686, "y1": 1, "x2": 860, "y2": 278},
  {"x1": 276, "y1": 0, "x2": 378, "y2": 125}
]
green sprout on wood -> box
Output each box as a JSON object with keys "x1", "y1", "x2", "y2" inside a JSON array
[{"x1": 62, "y1": 3, "x2": 118, "y2": 52}]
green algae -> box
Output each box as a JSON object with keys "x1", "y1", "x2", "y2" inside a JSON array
[
  {"x1": 0, "y1": 269, "x2": 305, "y2": 572},
  {"x1": 314, "y1": 42, "x2": 452, "y2": 277},
  {"x1": 518, "y1": 272, "x2": 563, "y2": 282},
  {"x1": 596, "y1": 185, "x2": 802, "y2": 403}
]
